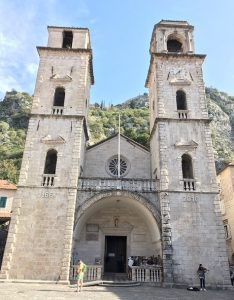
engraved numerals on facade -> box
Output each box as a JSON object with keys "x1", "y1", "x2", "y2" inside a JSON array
[{"x1": 41, "y1": 191, "x2": 55, "y2": 198}]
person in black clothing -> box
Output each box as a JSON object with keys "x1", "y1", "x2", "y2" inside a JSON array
[{"x1": 197, "y1": 264, "x2": 208, "y2": 291}]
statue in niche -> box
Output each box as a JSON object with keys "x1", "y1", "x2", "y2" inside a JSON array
[{"x1": 114, "y1": 217, "x2": 119, "y2": 228}]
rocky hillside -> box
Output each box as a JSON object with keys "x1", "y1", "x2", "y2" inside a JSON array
[
  {"x1": 0, "y1": 91, "x2": 31, "y2": 183},
  {"x1": 206, "y1": 88, "x2": 234, "y2": 170},
  {"x1": 0, "y1": 88, "x2": 233, "y2": 183}
]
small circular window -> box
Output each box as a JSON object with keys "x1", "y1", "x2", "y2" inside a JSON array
[{"x1": 107, "y1": 155, "x2": 129, "y2": 177}]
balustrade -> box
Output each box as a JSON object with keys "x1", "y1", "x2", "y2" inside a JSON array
[
  {"x1": 42, "y1": 174, "x2": 55, "y2": 187},
  {"x1": 131, "y1": 266, "x2": 162, "y2": 282},
  {"x1": 52, "y1": 106, "x2": 64, "y2": 115},
  {"x1": 78, "y1": 177, "x2": 158, "y2": 192},
  {"x1": 70, "y1": 265, "x2": 102, "y2": 281},
  {"x1": 183, "y1": 178, "x2": 195, "y2": 191},
  {"x1": 177, "y1": 110, "x2": 188, "y2": 119}
]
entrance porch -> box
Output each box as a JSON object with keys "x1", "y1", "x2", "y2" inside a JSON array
[{"x1": 72, "y1": 189, "x2": 162, "y2": 284}]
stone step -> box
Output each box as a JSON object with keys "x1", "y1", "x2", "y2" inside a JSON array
[
  {"x1": 71, "y1": 280, "x2": 140, "y2": 287},
  {"x1": 0, "y1": 274, "x2": 7, "y2": 280},
  {"x1": 99, "y1": 280, "x2": 140, "y2": 287}
]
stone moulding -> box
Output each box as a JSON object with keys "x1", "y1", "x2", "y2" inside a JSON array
[
  {"x1": 50, "y1": 74, "x2": 72, "y2": 82},
  {"x1": 41, "y1": 135, "x2": 66, "y2": 144},
  {"x1": 174, "y1": 139, "x2": 198, "y2": 149},
  {"x1": 169, "y1": 78, "x2": 191, "y2": 85}
]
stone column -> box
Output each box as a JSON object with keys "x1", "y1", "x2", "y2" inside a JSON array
[
  {"x1": 186, "y1": 30, "x2": 193, "y2": 53},
  {"x1": 161, "y1": 30, "x2": 167, "y2": 53}
]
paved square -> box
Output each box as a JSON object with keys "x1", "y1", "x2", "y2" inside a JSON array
[{"x1": 0, "y1": 283, "x2": 233, "y2": 300}]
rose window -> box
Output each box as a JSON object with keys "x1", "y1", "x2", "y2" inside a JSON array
[{"x1": 108, "y1": 156, "x2": 128, "y2": 177}]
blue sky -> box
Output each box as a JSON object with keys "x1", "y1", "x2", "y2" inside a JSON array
[{"x1": 0, "y1": 0, "x2": 233, "y2": 104}]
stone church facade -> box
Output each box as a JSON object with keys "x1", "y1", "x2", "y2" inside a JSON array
[{"x1": 0, "y1": 20, "x2": 231, "y2": 288}]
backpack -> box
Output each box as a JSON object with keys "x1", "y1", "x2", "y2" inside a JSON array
[
  {"x1": 187, "y1": 287, "x2": 200, "y2": 291},
  {"x1": 82, "y1": 263, "x2": 87, "y2": 273}
]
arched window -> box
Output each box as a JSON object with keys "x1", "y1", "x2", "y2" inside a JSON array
[
  {"x1": 167, "y1": 39, "x2": 182, "y2": 53},
  {"x1": 181, "y1": 154, "x2": 193, "y2": 179},
  {"x1": 176, "y1": 90, "x2": 187, "y2": 110},
  {"x1": 62, "y1": 31, "x2": 73, "y2": 48},
  {"x1": 53, "y1": 87, "x2": 65, "y2": 107},
  {"x1": 44, "y1": 149, "x2": 57, "y2": 174}
]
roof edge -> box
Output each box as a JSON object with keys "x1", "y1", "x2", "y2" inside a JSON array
[
  {"x1": 87, "y1": 133, "x2": 149, "y2": 152},
  {"x1": 47, "y1": 26, "x2": 89, "y2": 31}
]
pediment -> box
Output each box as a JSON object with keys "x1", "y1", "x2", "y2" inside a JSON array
[
  {"x1": 41, "y1": 135, "x2": 66, "y2": 144},
  {"x1": 175, "y1": 139, "x2": 198, "y2": 149},
  {"x1": 169, "y1": 78, "x2": 191, "y2": 85},
  {"x1": 87, "y1": 133, "x2": 149, "y2": 154},
  {"x1": 50, "y1": 74, "x2": 72, "y2": 82},
  {"x1": 168, "y1": 69, "x2": 192, "y2": 86}
]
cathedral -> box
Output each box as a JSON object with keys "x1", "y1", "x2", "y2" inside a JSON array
[{"x1": 0, "y1": 20, "x2": 231, "y2": 288}]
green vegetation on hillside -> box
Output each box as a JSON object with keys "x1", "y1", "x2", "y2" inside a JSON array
[
  {"x1": 88, "y1": 105, "x2": 149, "y2": 147},
  {"x1": 0, "y1": 88, "x2": 233, "y2": 183},
  {"x1": 0, "y1": 91, "x2": 31, "y2": 183}
]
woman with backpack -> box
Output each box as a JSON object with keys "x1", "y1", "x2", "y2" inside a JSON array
[{"x1": 76, "y1": 259, "x2": 87, "y2": 292}]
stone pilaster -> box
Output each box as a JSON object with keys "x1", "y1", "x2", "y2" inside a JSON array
[
  {"x1": 160, "y1": 192, "x2": 174, "y2": 286},
  {"x1": 59, "y1": 189, "x2": 77, "y2": 282},
  {"x1": 158, "y1": 122, "x2": 169, "y2": 190}
]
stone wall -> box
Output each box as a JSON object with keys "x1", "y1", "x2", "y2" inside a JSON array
[
  {"x1": 47, "y1": 27, "x2": 90, "y2": 49},
  {"x1": 218, "y1": 165, "x2": 234, "y2": 264},
  {"x1": 169, "y1": 192, "x2": 230, "y2": 287},
  {"x1": 32, "y1": 50, "x2": 91, "y2": 117},
  {"x1": 84, "y1": 135, "x2": 151, "y2": 179}
]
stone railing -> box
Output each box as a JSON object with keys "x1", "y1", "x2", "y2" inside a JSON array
[
  {"x1": 52, "y1": 106, "x2": 64, "y2": 115},
  {"x1": 183, "y1": 178, "x2": 196, "y2": 191},
  {"x1": 70, "y1": 265, "x2": 102, "y2": 281},
  {"x1": 130, "y1": 266, "x2": 162, "y2": 282},
  {"x1": 177, "y1": 110, "x2": 188, "y2": 119},
  {"x1": 78, "y1": 177, "x2": 158, "y2": 192},
  {"x1": 42, "y1": 174, "x2": 55, "y2": 187}
]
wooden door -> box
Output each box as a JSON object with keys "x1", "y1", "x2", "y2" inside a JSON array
[{"x1": 104, "y1": 236, "x2": 126, "y2": 273}]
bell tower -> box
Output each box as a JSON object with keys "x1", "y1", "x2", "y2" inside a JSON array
[
  {"x1": 146, "y1": 20, "x2": 230, "y2": 287},
  {"x1": 0, "y1": 26, "x2": 94, "y2": 281}
]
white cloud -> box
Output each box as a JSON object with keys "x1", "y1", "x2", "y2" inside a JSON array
[
  {"x1": 26, "y1": 63, "x2": 38, "y2": 76},
  {"x1": 0, "y1": 33, "x2": 19, "y2": 49},
  {"x1": 0, "y1": 74, "x2": 22, "y2": 98}
]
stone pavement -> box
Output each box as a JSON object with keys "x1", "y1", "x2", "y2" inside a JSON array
[{"x1": 0, "y1": 283, "x2": 233, "y2": 300}]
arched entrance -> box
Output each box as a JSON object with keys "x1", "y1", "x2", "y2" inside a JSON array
[{"x1": 72, "y1": 191, "x2": 161, "y2": 276}]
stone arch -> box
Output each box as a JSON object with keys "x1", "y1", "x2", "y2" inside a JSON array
[
  {"x1": 181, "y1": 153, "x2": 194, "y2": 179},
  {"x1": 62, "y1": 30, "x2": 73, "y2": 49},
  {"x1": 74, "y1": 190, "x2": 161, "y2": 243},
  {"x1": 176, "y1": 89, "x2": 187, "y2": 110},
  {"x1": 166, "y1": 33, "x2": 185, "y2": 53},
  {"x1": 53, "y1": 87, "x2": 65, "y2": 107},
  {"x1": 44, "y1": 149, "x2": 57, "y2": 174}
]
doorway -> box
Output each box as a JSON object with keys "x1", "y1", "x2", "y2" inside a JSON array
[{"x1": 104, "y1": 236, "x2": 127, "y2": 273}]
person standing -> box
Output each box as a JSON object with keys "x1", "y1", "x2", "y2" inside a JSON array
[
  {"x1": 197, "y1": 264, "x2": 208, "y2": 291},
  {"x1": 76, "y1": 260, "x2": 87, "y2": 292},
  {"x1": 128, "y1": 256, "x2": 134, "y2": 280}
]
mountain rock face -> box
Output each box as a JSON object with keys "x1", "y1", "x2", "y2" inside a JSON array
[
  {"x1": 0, "y1": 88, "x2": 233, "y2": 182},
  {"x1": 206, "y1": 88, "x2": 234, "y2": 170},
  {"x1": 0, "y1": 90, "x2": 32, "y2": 129}
]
